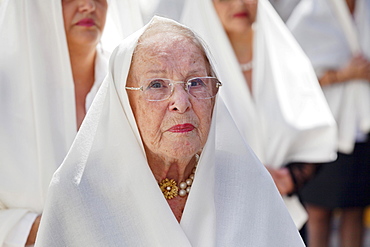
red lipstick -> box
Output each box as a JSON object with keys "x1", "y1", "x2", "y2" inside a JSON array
[
  {"x1": 168, "y1": 124, "x2": 195, "y2": 133},
  {"x1": 233, "y1": 12, "x2": 248, "y2": 18},
  {"x1": 76, "y1": 18, "x2": 95, "y2": 27}
]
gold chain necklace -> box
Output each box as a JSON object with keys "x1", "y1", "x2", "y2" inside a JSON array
[{"x1": 158, "y1": 154, "x2": 199, "y2": 200}]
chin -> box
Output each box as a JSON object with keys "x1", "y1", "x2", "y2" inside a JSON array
[
  {"x1": 163, "y1": 141, "x2": 202, "y2": 159},
  {"x1": 69, "y1": 31, "x2": 101, "y2": 47}
]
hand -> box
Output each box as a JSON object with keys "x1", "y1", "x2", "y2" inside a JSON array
[
  {"x1": 266, "y1": 167, "x2": 294, "y2": 196},
  {"x1": 340, "y1": 54, "x2": 370, "y2": 82},
  {"x1": 26, "y1": 215, "x2": 41, "y2": 245}
]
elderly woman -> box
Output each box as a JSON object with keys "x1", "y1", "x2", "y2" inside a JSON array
[
  {"x1": 0, "y1": 0, "x2": 141, "y2": 246},
  {"x1": 34, "y1": 17, "x2": 304, "y2": 246},
  {"x1": 288, "y1": 0, "x2": 370, "y2": 246},
  {"x1": 181, "y1": 0, "x2": 337, "y2": 230}
]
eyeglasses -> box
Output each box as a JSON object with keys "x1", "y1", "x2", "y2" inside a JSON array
[{"x1": 126, "y1": 77, "x2": 222, "y2": 101}]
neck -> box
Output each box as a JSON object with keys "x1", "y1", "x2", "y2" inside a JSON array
[
  {"x1": 68, "y1": 43, "x2": 97, "y2": 86},
  {"x1": 146, "y1": 151, "x2": 197, "y2": 184},
  {"x1": 346, "y1": 0, "x2": 356, "y2": 14},
  {"x1": 68, "y1": 43, "x2": 97, "y2": 130},
  {"x1": 227, "y1": 29, "x2": 254, "y2": 64}
]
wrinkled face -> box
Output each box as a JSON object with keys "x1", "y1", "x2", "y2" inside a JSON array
[
  {"x1": 213, "y1": 0, "x2": 258, "y2": 34},
  {"x1": 126, "y1": 33, "x2": 215, "y2": 160},
  {"x1": 62, "y1": 0, "x2": 108, "y2": 47}
]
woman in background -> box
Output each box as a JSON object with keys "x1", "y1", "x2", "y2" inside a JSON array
[
  {"x1": 0, "y1": 0, "x2": 142, "y2": 246},
  {"x1": 181, "y1": 0, "x2": 337, "y2": 230},
  {"x1": 288, "y1": 0, "x2": 370, "y2": 246}
]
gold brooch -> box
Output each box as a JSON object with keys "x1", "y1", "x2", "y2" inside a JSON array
[
  {"x1": 159, "y1": 178, "x2": 179, "y2": 199},
  {"x1": 158, "y1": 154, "x2": 199, "y2": 200}
]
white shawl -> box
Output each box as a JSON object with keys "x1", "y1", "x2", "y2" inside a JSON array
[
  {"x1": 181, "y1": 0, "x2": 337, "y2": 229},
  {"x1": 0, "y1": 0, "x2": 142, "y2": 245},
  {"x1": 269, "y1": 0, "x2": 302, "y2": 21},
  {"x1": 35, "y1": 17, "x2": 304, "y2": 247},
  {"x1": 139, "y1": 0, "x2": 185, "y2": 23},
  {"x1": 288, "y1": 0, "x2": 370, "y2": 153}
]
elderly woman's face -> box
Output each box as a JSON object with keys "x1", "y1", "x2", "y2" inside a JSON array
[
  {"x1": 213, "y1": 0, "x2": 258, "y2": 34},
  {"x1": 127, "y1": 34, "x2": 215, "y2": 160},
  {"x1": 62, "y1": 0, "x2": 107, "y2": 47}
]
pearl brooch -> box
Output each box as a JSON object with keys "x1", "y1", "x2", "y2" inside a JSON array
[{"x1": 158, "y1": 154, "x2": 199, "y2": 200}]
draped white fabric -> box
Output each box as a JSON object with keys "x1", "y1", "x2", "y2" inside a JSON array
[
  {"x1": 269, "y1": 0, "x2": 302, "y2": 21},
  {"x1": 139, "y1": 0, "x2": 185, "y2": 23},
  {"x1": 288, "y1": 0, "x2": 370, "y2": 153},
  {"x1": 0, "y1": 0, "x2": 142, "y2": 246},
  {"x1": 102, "y1": 0, "x2": 143, "y2": 51},
  {"x1": 35, "y1": 16, "x2": 305, "y2": 247},
  {"x1": 181, "y1": 0, "x2": 337, "y2": 229}
]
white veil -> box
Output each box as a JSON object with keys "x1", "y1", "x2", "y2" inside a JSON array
[
  {"x1": 288, "y1": 0, "x2": 370, "y2": 153},
  {"x1": 181, "y1": 0, "x2": 337, "y2": 228},
  {"x1": 269, "y1": 0, "x2": 302, "y2": 21},
  {"x1": 102, "y1": 0, "x2": 143, "y2": 51},
  {"x1": 35, "y1": 16, "x2": 304, "y2": 247},
  {"x1": 138, "y1": 0, "x2": 185, "y2": 23},
  {"x1": 0, "y1": 0, "x2": 142, "y2": 245}
]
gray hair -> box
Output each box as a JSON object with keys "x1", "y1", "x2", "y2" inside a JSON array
[{"x1": 134, "y1": 17, "x2": 215, "y2": 76}]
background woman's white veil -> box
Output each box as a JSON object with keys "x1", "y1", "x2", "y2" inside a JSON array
[
  {"x1": 288, "y1": 0, "x2": 370, "y2": 153},
  {"x1": 0, "y1": 0, "x2": 142, "y2": 244}
]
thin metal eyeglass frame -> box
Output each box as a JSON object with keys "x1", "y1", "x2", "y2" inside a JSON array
[{"x1": 125, "y1": 76, "x2": 222, "y2": 101}]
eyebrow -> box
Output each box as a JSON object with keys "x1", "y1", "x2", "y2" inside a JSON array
[{"x1": 145, "y1": 69, "x2": 205, "y2": 76}]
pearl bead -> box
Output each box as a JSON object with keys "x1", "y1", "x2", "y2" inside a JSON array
[
  {"x1": 159, "y1": 154, "x2": 199, "y2": 199},
  {"x1": 179, "y1": 189, "x2": 187, "y2": 197},
  {"x1": 179, "y1": 182, "x2": 187, "y2": 189}
]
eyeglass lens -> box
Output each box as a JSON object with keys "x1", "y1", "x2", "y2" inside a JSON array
[{"x1": 142, "y1": 77, "x2": 220, "y2": 101}]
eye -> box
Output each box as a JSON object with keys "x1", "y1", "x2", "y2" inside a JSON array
[
  {"x1": 147, "y1": 79, "x2": 167, "y2": 89},
  {"x1": 188, "y1": 78, "x2": 206, "y2": 87}
]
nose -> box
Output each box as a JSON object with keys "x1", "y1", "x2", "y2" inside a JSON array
[
  {"x1": 168, "y1": 84, "x2": 191, "y2": 113},
  {"x1": 78, "y1": 0, "x2": 96, "y2": 12}
]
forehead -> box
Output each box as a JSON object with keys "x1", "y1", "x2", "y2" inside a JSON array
[{"x1": 131, "y1": 33, "x2": 209, "y2": 76}]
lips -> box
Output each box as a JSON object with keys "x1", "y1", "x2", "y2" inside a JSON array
[
  {"x1": 168, "y1": 124, "x2": 195, "y2": 133},
  {"x1": 233, "y1": 12, "x2": 248, "y2": 18},
  {"x1": 76, "y1": 18, "x2": 95, "y2": 27}
]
